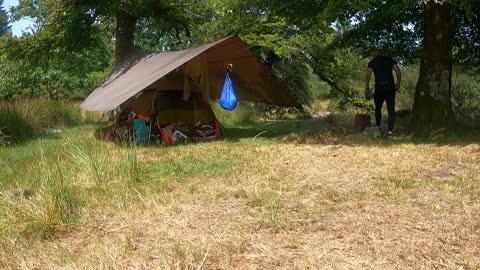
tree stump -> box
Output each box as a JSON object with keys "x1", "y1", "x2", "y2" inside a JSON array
[{"x1": 355, "y1": 114, "x2": 371, "y2": 131}]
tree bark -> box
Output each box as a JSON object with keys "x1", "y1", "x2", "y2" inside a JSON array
[
  {"x1": 115, "y1": 11, "x2": 137, "y2": 65},
  {"x1": 112, "y1": 11, "x2": 137, "y2": 121},
  {"x1": 411, "y1": 1, "x2": 455, "y2": 137}
]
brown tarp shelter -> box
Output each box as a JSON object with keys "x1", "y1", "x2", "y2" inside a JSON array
[{"x1": 80, "y1": 35, "x2": 299, "y2": 112}]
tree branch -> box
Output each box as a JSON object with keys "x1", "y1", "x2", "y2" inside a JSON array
[{"x1": 295, "y1": 50, "x2": 370, "y2": 110}]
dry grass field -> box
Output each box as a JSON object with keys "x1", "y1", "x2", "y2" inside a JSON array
[{"x1": 1, "y1": 117, "x2": 480, "y2": 269}]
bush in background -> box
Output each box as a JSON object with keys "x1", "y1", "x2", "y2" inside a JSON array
[
  {"x1": 211, "y1": 101, "x2": 257, "y2": 127},
  {"x1": 452, "y1": 72, "x2": 480, "y2": 129},
  {"x1": 0, "y1": 128, "x2": 8, "y2": 146},
  {"x1": 396, "y1": 65, "x2": 419, "y2": 111},
  {"x1": 0, "y1": 99, "x2": 50, "y2": 143},
  {"x1": 381, "y1": 65, "x2": 480, "y2": 129}
]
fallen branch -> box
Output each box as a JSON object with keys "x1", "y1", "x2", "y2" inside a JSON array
[
  {"x1": 252, "y1": 131, "x2": 268, "y2": 141},
  {"x1": 196, "y1": 248, "x2": 210, "y2": 270},
  {"x1": 106, "y1": 224, "x2": 136, "y2": 234}
]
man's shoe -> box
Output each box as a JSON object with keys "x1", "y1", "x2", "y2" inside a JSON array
[{"x1": 387, "y1": 131, "x2": 395, "y2": 139}]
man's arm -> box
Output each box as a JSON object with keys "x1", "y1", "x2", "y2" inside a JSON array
[
  {"x1": 365, "y1": 68, "x2": 373, "y2": 90},
  {"x1": 393, "y1": 64, "x2": 401, "y2": 91}
]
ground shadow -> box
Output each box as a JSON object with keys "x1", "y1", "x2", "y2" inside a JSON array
[
  {"x1": 223, "y1": 117, "x2": 480, "y2": 147},
  {"x1": 92, "y1": 116, "x2": 480, "y2": 148},
  {"x1": 3, "y1": 130, "x2": 64, "y2": 147}
]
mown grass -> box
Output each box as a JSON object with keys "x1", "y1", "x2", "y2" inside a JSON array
[
  {"x1": 149, "y1": 156, "x2": 236, "y2": 179},
  {"x1": 1, "y1": 100, "x2": 480, "y2": 269}
]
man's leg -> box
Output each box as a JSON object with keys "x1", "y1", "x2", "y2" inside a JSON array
[
  {"x1": 385, "y1": 87, "x2": 396, "y2": 132},
  {"x1": 374, "y1": 91, "x2": 385, "y2": 127}
]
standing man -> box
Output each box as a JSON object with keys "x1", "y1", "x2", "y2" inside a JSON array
[{"x1": 365, "y1": 49, "x2": 401, "y2": 138}]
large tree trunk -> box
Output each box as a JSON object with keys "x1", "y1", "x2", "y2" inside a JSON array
[
  {"x1": 411, "y1": 1, "x2": 455, "y2": 137},
  {"x1": 115, "y1": 11, "x2": 137, "y2": 65},
  {"x1": 113, "y1": 11, "x2": 137, "y2": 121}
]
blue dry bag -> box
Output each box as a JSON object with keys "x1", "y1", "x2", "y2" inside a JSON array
[{"x1": 219, "y1": 73, "x2": 237, "y2": 110}]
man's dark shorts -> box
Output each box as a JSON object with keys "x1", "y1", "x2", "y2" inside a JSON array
[
  {"x1": 374, "y1": 82, "x2": 396, "y2": 131},
  {"x1": 374, "y1": 82, "x2": 395, "y2": 106}
]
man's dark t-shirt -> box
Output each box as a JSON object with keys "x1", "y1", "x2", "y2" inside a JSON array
[{"x1": 367, "y1": 56, "x2": 397, "y2": 84}]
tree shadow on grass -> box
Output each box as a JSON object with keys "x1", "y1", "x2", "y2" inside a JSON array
[
  {"x1": 3, "y1": 131, "x2": 64, "y2": 147},
  {"x1": 222, "y1": 117, "x2": 480, "y2": 147},
  {"x1": 92, "y1": 116, "x2": 480, "y2": 148}
]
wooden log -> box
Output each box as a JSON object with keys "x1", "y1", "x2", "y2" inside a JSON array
[{"x1": 355, "y1": 114, "x2": 371, "y2": 131}]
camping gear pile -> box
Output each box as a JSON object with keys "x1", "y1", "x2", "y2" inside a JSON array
[
  {"x1": 162, "y1": 121, "x2": 219, "y2": 143},
  {"x1": 103, "y1": 91, "x2": 222, "y2": 144},
  {"x1": 105, "y1": 112, "x2": 221, "y2": 145}
]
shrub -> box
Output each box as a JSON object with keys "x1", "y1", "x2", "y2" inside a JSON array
[
  {"x1": 211, "y1": 101, "x2": 257, "y2": 127},
  {"x1": 396, "y1": 66, "x2": 419, "y2": 110},
  {"x1": 49, "y1": 101, "x2": 82, "y2": 128},
  {"x1": 452, "y1": 72, "x2": 480, "y2": 128}
]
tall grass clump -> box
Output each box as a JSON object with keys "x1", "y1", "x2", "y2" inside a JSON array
[
  {"x1": 69, "y1": 139, "x2": 147, "y2": 204},
  {"x1": 0, "y1": 98, "x2": 82, "y2": 144},
  {"x1": 0, "y1": 128, "x2": 8, "y2": 146},
  {"x1": 117, "y1": 145, "x2": 144, "y2": 184},
  {"x1": 0, "y1": 158, "x2": 79, "y2": 242},
  {"x1": 70, "y1": 139, "x2": 112, "y2": 187},
  {"x1": 114, "y1": 145, "x2": 148, "y2": 202},
  {"x1": 0, "y1": 99, "x2": 49, "y2": 143},
  {"x1": 49, "y1": 101, "x2": 82, "y2": 128}
]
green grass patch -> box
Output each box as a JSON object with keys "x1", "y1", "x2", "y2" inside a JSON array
[
  {"x1": 0, "y1": 159, "x2": 80, "y2": 241},
  {"x1": 211, "y1": 101, "x2": 257, "y2": 127},
  {"x1": 244, "y1": 192, "x2": 291, "y2": 231},
  {"x1": 0, "y1": 138, "x2": 67, "y2": 189},
  {"x1": 246, "y1": 192, "x2": 279, "y2": 208},
  {"x1": 148, "y1": 156, "x2": 235, "y2": 179},
  {"x1": 67, "y1": 139, "x2": 152, "y2": 207},
  {"x1": 0, "y1": 102, "x2": 478, "y2": 262},
  {"x1": 375, "y1": 177, "x2": 468, "y2": 197}
]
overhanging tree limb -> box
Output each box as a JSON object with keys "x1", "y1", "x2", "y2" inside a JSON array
[{"x1": 296, "y1": 50, "x2": 370, "y2": 110}]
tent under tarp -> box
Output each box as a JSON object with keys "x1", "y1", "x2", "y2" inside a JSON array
[
  {"x1": 128, "y1": 90, "x2": 218, "y2": 126},
  {"x1": 105, "y1": 90, "x2": 221, "y2": 144},
  {"x1": 80, "y1": 35, "x2": 299, "y2": 112}
]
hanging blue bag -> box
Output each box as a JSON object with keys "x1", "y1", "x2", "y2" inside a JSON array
[{"x1": 219, "y1": 73, "x2": 237, "y2": 110}]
